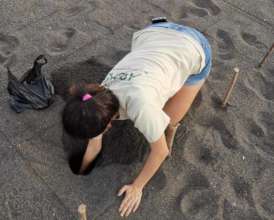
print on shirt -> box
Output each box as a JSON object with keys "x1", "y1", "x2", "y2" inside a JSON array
[{"x1": 102, "y1": 68, "x2": 149, "y2": 87}]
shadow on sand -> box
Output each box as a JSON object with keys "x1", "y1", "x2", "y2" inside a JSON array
[{"x1": 51, "y1": 58, "x2": 148, "y2": 175}]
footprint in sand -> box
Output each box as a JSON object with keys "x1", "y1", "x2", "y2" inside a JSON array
[
  {"x1": 223, "y1": 199, "x2": 263, "y2": 220},
  {"x1": 231, "y1": 175, "x2": 255, "y2": 207},
  {"x1": 210, "y1": 117, "x2": 238, "y2": 150},
  {"x1": 184, "y1": 117, "x2": 238, "y2": 167},
  {"x1": 240, "y1": 109, "x2": 274, "y2": 161},
  {"x1": 180, "y1": 0, "x2": 221, "y2": 19},
  {"x1": 254, "y1": 111, "x2": 274, "y2": 159},
  {"x1": 248, "y1": 119, "x2": 265, "y2": 139},
  {"x1": 46, "y1": 27, "x2": 76, "y2": 55},
  {"x1": 185, "y1": 141, "x2": 219, "y2": 166},
  {"x1": 181, "y1": 7, "x2": 208, "y2": 18},
  {"x1": 63, "y1": 6, "x2": 87, "y2": 17},
  {"x1": 244, "y1": 70, "x2": 274, "y2": 102},
  {"x1": 62, "y1": 2, "x2": 96, "y2": 18},
  {"x1": 192, "y1": 0, "x2": 221, "y2": 16},
  {"x1": 180, "y1": 189, "x2": 218, "y2": 220},
  {"x1": 0, "y1": 33, "x2": 19, "y2": 67},
  {"x1": 184, "y1": 171, "x2": 210, "y2": 190},
  {"x1": 241, "y1": 32, "x2": 266, "y2": 50},
  {"x1": 264, "y1": 67, "x2": 274, "y2": 78},
  {"x1": 179, "y1": 171, "x2": 218, "y2": 220},
  {"x1": 216, "y1": 29, "x2": 236, "y2": 60},
  {"x1": 253, "y1": 169, "x2": 274, "y2": 218}
]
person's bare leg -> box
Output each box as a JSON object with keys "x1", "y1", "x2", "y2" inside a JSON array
[{"x1": 163, "y1": 80, "x2": 205, "y2": 155}]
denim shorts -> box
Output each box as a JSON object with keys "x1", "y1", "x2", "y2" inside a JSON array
[{"x1": 148, "y1": 22, "x2": 212, "y2": 85}]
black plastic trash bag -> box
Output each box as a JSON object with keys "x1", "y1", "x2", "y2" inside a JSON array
[{"x1": 7, "y1": 55, "x2": 55, "y2": 113}]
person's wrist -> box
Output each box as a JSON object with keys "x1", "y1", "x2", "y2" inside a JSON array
[{"x1": 132, "y1": 181, "x2": 144, "y2": 191}]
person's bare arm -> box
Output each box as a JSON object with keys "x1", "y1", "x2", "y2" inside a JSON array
[
  {"x1": 133, "y1": 134, "x2": 169, "y2": 188},
  {"x1": 118, "y1": 134, "x2": 169, "y2": 217},
  {"x1": 79, "y1": 134, "x2": 103, "y2": 174}
]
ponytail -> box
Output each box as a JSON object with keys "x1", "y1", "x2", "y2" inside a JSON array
[{"x1": 62, "y1": 82, "x2": 119, "y2": 139}]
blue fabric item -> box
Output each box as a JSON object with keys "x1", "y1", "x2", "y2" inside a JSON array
[{"x1": 148, "y1": 22, "x2": 212, "y2": 85}]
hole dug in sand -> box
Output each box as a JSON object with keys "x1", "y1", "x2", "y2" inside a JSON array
[
  {"x1": 52, "y1": 58, "x2": 146, "y2": 175},
  {"x1": 63, "y1": 120, "x2": 148, "y2": 175}
]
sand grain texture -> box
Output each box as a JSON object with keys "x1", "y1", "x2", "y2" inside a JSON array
[{"x1": 0, "y1": 0, "x2": 273, "y2": 219}]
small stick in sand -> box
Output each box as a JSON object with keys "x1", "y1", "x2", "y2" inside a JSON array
[
  {"x1": 257, "y1": 43, "x2": 274, "y2": 68},
  {"x1": 78, "y1": 204, "x2": 87, "y2": 220},
  {"x1": 221, "y1": 67, "x2": 240, "y2": 108}
]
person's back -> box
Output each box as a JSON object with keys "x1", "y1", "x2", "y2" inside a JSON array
[
  {"x1": 102, "y1": 23, "x2": 206, "y2": 109},
  {"x1": 101, "y1": 23, "x2": 207, "y2": 143}
]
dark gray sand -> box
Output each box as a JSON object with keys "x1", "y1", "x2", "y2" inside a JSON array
[{"x1": 0, "y1": 0, "x2": 274, "y2": 219}]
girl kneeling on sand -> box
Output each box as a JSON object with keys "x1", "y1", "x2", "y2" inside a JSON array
[{"x1": 62, "y1": 19, "x2": 212, "y2": 217}]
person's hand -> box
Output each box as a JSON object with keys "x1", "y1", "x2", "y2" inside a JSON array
[{"x1": 117, "y1": 184, "x2": 143, "y2": 217}]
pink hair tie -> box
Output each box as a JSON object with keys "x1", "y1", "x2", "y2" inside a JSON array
[{"x1": 82, "y1": 93, "x2": 93, "y2": 101}]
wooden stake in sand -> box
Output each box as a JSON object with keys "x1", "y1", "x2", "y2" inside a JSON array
[
  {"x1": 78, "y1": 204, "x2": 87, "y2": 220},
  {"x1": 221, "y1": 67, "x2": 240, "y2": 108},
  {"x1": 257, "y1": 43, "x2": 274, "y2": 68}
]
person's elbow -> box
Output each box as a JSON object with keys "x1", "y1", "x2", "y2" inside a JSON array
[
  {"x1": 151, "y1": 148, "x2": 169, "y2": 161},
  {"x1": 150, "y1": 135, "x2": 170, "y2": 159},
  {"x1": 155, "y1": 148, "x2": 169, "y2": 160}
]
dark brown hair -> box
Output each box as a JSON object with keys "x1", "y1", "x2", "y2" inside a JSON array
[{"x1": 62, "y1": 82, "x2": 119, "y2": 139}]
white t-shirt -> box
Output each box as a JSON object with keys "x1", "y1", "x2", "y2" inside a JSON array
[{"x1": 101, "y1": 26, "x2": 205, "y2": 143}]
